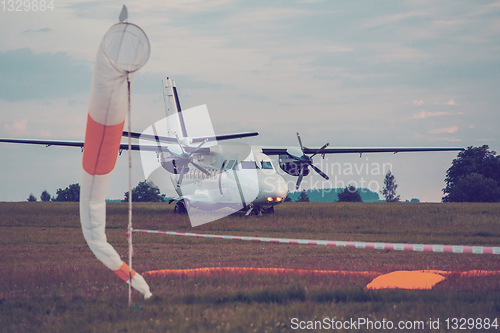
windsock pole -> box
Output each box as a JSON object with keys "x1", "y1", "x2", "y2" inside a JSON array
[{"x1": 127, "y1": 75, "x2": 133, "y2": 307}]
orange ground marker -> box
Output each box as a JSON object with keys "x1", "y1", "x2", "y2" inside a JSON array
[
  {"x1": 365, "y1": 271, "x2": 446, "y2": 290},
  {"x1": 144, "y1": 267, "x2": 500, "y2": 291},
  {"x1": 366, "y1": 270, "x2": 500, "y2": 290},
  {"x1": 144, "y1": 267, "x2": 379, "y2": 278}
]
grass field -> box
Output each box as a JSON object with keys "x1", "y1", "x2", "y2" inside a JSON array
[{"x1": 1, "y1": 202, "x2": 499, "y2": 332}]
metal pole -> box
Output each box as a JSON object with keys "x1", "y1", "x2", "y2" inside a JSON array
[{"x1": 127, "y1": 74, "x2": 133, "y2": 307}]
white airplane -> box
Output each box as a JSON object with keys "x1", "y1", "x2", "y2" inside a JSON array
[{"x1": 0, "y1": 77, "x2": 464, "y2": 219}]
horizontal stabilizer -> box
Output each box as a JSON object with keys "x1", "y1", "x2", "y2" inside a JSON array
[
  {"x1": 206, "y1": 131, "x2": 259, "y2": 142},
  {"x1": 123, "y1": 131, "x2": 259, "y2": 144},
  {"x1": 123, "y1": 131, "x2": 177, "y2": 143}
]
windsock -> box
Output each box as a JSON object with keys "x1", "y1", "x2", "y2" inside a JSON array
[{"x1": 80, "y1": 21, "x2": 151, "y2": 298}]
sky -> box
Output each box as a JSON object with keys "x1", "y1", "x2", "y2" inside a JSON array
[{"x1": 1, "y1": 0, "x2": 499, "y2": 202}]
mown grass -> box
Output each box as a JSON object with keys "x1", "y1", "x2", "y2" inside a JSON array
[{"x1": 0, "y1": 202, "x2": 499, "y2": 332}]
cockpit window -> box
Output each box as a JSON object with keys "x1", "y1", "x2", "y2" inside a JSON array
[
  {"x1": 240, "y1": 161, "x2": 259, "y2": 169},
  {"x1": 261, "y1": 161, "x2": 273, "y2": 169}
]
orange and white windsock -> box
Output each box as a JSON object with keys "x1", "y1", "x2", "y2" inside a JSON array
[{"x1": 80, "y1": 22, "x2": 151, "y2": 298}]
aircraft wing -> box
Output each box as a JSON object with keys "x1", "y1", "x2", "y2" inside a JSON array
[
  {"x1": 262, "y1": 147, "x2": 464, "y2": 156},
  {"x1": 1, "y1": 138, "x2": 464, "y2": 155},
  {"x1": 0, "y1": 138, "x2": 209, "y2": 153},
  {"x1": 0, "y1": 138, "x2": 87, "y2": 148}
]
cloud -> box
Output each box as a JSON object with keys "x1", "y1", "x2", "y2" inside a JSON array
[
  {"x1": 430, "y1": 99, "x2": 458, "y2": 106},
  {"x1": 362, "y1": 11, "x2": 429, "y2": 30},
  {"x1": 224, "y1": 7, "x2": 310, "y2": 26},
  {"x1": 65, "y1": 1, "x2": 118, "y2": 19},
  {"x1": 412, "y1": 111, "x2": 453, "y2": 119},
  {"x1": 22, "y1": 28, "x2": 53, "y2": 34},
  {"x1": 292, "y1": 94, "x2": 312, "y2": 99},
  {"x1": 131, "y1": 72, "x2": 226, "y2": 96},
  {"x1": 3, "y1": 118, "x2": 54, "y2": 138},
  {"x1": 296, "y1": 0, "x2": 325, "y2": 3},
  {"x1": 379, "y1": 45, "x2": 430, "y2": 63},
  {"x1": 428, "y1": 126, "x2": 459, "y2": 134},
  {"x1": 5, "y1": 119, "x2": 27, "y2": 133},
  {"x1": 0, "y1": 48, "x2": 92, "y2": 101},
  {"x1": 427, "y1": 136, "x2": 462, "y2": 142},
  {"x1": 238, "y1": 93, "x2": 270, "y2": 102}
]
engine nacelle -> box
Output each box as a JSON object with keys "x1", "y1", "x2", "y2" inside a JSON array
[
  {"x1": 161, "y1": 160, "x2": 188, "y2": 175},
  {"x1": 279, "y1": 160, "x2": 310, "y2": 177}
]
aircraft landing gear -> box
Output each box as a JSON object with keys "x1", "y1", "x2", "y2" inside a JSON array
[
  {"x1": 245, "y1": 205, "x2": 260, "y2": 216},
  {"x1": 245, "y1": 205, "x2": 274, "y2": 216},
  {"x1": 173, "y1": 201, "x2": 188, "y2": 214},
  {"x1": 251, "y1": 207, "x2": 262, "y2": 216},
  {"x1": 263, "y1": 206, "x2": 275, "y2": 214}
]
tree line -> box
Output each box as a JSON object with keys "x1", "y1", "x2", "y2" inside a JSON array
[
  {"x1": 27, "y1": 181, "x2": 165, "y2": 202},
  {"x1": 287, "y1": 170, "x2": 399, "y2": 203},
  {"x1": 27, "y1": 183, "x2": 81, "y2": 202}
]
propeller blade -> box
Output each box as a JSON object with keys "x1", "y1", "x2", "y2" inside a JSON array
[
  {"x1": 310, "y1": 142, "x2": 330, "y2": 158},
  {"x1": 218, "y1": 160, "x2": 226, "y2": 195},
  {"x1": 295, "y1": 167, "x2": 305, "y2": 190},
  {"x1": 176, "y1": 165, "x2": 187, "y2": 187},
  {"x1": 192, "y1": 138, "x2": 208, "y2": 154},
  {"x1": 310, "y1": 164, "x2": 329, "y2": 180},
  {"x1": 297, "y1": 132, "x2": 304, "y2": 152},
  {"x1": 174, "y1": 133, "x2": 186, "y2": 154}
]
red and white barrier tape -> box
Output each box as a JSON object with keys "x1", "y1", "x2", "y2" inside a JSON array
[{"x1": 132, "y1": 229, "x2": 499, "y2": 255}]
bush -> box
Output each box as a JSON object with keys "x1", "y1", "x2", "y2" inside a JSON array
[
  {"x1": 54, "y1": 183, "x2": 80, "y2": 202},
  {"x1": 40, "y1": 190, "x2": 51, "y2": 202},
  {"x1": 123, "y1": 181, "x2": 166, "y2": 202},
  {"x1": 443, "y1": 145, "x2": 500, "y2": 202},
  {"x1": 338, "y1": 185, "x2": 363, "y2": 202}
]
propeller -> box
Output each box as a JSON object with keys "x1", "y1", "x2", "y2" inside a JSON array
[
  {"x1": 174, "y1": 137, "x2": 210, "y2": 187},
  {"x1": 157, "y1": 135, "x2": 210, "y2": 187},
  {"x1": 291, "y1": 132, "x2": 330, "y2": 190}
]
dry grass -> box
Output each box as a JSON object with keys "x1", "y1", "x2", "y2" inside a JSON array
[{"x1": 0, "y1": 202, "x2": 499, "y2": 332}]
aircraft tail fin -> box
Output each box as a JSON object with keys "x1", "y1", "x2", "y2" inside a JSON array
[
  {"x1": 159, "y1": 77, "x2": 260, "y2": 144},
  {"x1": 163, "y1": 77, "x2": 188, "y2": 137}
]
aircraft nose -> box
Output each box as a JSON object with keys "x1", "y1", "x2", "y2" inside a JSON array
[
  {"x1": 259, "y1": 173, "x2": 288, "y2": 201},
  {"x1": 274, "y1": 174, "x2": 289, "y2": 198}
]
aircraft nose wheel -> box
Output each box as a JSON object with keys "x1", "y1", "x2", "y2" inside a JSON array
[{"x1": 263, "y1": 206, "x2": 274, "y2": 214}]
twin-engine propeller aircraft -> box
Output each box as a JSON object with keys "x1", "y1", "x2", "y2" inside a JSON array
[{"x1": 1, "y1": 77, "x2": 463, "y2": 221}]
